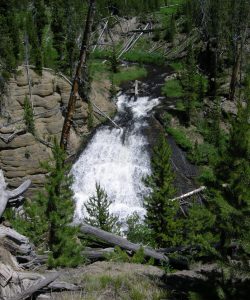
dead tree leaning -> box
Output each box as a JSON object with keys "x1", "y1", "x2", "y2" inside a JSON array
[{"x1": 60, "y1": 0, "x2": 96, "y2": 150}]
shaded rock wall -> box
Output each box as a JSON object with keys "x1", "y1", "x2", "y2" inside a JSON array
[{"x1": 0, "y1": 67, "x2": 115, "y2": 195}]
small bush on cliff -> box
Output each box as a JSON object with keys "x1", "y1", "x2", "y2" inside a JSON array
[{"x1": 23, "y1": 96, "x2": 35, "y2": 134}]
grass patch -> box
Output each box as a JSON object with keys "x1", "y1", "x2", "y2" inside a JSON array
[
  {"x1": 162, "y1": 79, "x2": 183, "y2": 98},
  {"x1": 113, "y1": 66, "x2": 147, "y2": 86},
  {"x1": 89, "y1": 59, "x2": 109, "y2": 77},
  {"x1": 166, "y1": 127, "x2": 193, "y2": 151},
  {"x1": 91, "y1": 49, "x2": 112, "y2": 60},
  {"x1": 157, "y1": 0, "x2": 185, "y2": 24},
  {"x1": 123, "y1": 50, "x2": 164, "y2": 65},
  {"x1": 80, "y1": 272, "x2": 167, "y2": 300}
]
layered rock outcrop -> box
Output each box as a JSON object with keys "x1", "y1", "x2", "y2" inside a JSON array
[{"x1": 0, "y1": 67, "x2": 115, "y2": 195}]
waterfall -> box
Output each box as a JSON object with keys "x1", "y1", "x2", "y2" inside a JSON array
[{"x1": 71, "y1": 94, "x2": 159, "y2": 224}]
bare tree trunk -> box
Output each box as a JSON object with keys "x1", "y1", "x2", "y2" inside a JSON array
[
  {"x1": 60, "y1": 0, "x2": 96, "y2": 150},
  {"x1": 229, "y1": 44, "x2": 242, "y2": 101}
]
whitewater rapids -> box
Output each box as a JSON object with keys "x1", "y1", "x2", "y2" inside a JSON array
[{"x1": 71, "y1": 94, "x2": 159, "y2": 224}]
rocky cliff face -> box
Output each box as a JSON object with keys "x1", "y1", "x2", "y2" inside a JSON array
[{"x1": 0, "y1": 67, "x2": 115, "y2": 195}]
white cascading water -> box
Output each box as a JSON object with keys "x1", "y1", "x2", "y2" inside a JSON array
[{"x1": 72, "y1": 94, "x2": 159, "y2": 225}]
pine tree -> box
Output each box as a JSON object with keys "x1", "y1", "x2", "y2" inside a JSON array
[
  {"x1": 6, "y1": 139, "x2": 84, "y2": 267},
  {"x1": 164, "y1": 14, "x2": 176, "y2": 43},
  {"x1": 84, "y1": 183, "x2": 119, "y2": 233},
  {"x1": 33, "y1": 0, "x2": 48, "y2": 47},
  {"x1": 50, "y1": 0, "x2": 67, "y2": 71},
  {"x1": 144, "y1": 134, "x2": 184, "y2": 248},
  {"x1": 26, "y1": 12, "x2": 42, "y2": 74},
  {"x1": 197, "y1": 78, "x2": 250, "y2": 260},
  {"x1": 180, "y1": 46, "x2": 197, "y2": 126},
  {"x1": 44, "y1": 140, "x2": 84, "y2": 268}
]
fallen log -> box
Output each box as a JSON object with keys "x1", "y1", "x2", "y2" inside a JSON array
[
  {"x1": 0, "y1": 225, "x2": 34, "y2": 256},
  {"x1": 10, "y1": 272, "x2": 60, "y2": 300},
  {"x1": 79, "y1": 223, "x2": 169, "y2": 263},
  {"x1": 47, "y1": 281, "x2": 80, "y2": 291},
  {"x1": 170, "y1": 186, "x2": 206, "y2": 202},
  {"x1": 83, "y1": 247, "x2": 115, "y2": 260},
  {"x1": 0, "y1": 169, "x2": 31, "y2": 218}
]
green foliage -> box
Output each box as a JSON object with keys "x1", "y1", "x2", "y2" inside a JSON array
[
  {"x1": 144, "y1": 134, "x2": 184, "y2": 248},
  {"x1": 169, "y1": 61, "x2": 185, "y2": 72},
  {"x1": 184, "y1": 203, "x2": 218, "y2": 257},
  {"x1": 106, "y1": 246, "x2": 147, "y2": 264},
  {"x1": 125, "y1": 212, "x2": 154, "y2": 246},
  {"x1": 130, "y1": 247, "x2": 146, "y2": 264},
  {"x1": 97, "y1": 0, "x2": 161, "y2": 16},
  {"x1": 109, "y1": 77, "x2": 118, "y2": 100},
  {"x1": 106, "y1": 246, "x2": 130, "y2": 263},
  {"x1": 84, "y1": 183, "x2": 119, "y2": 233},
  {"x1": 180, "y1": 47, "x2": 207, "y2": 125},
  {"x1": 90, "y1": 59, "x2": 109, "y2": 77},
  {"x1": 109, "y1": 48, "x2": 119, "y2": 73},
  {"x1": 166, "y1": 127, "x2": 193, "y2": 151},
  {"x1": 113, "y1": 66, "x2": 147, "y2": 86},
  {"x1": 164, "y1": 14, "x2": 176, "y2": 43},
  {"x1": 92, "y1": 49, "x2": 113, "y2": 60},
  {"x1": 188, "y1": 142, "x2": 219, "y2": 166},
  {"x1": 42, "y1": 140, "x2": 84, "y2": 268},
  {"x1": 0, "y1": 9, "x2": 18, "y2": 76},
  {"x1": 12, "y1": 140, "x2": 83, "y2": 267},
  {"x1": 5, "y1": 140, "x2": 84, "y2": 267},
  {"x1": 23, "y1": 96, "x2": 35, "y2": 134},
  {"x1": 162, "y1": 79, "x2": 183, "y2": 98},
  {"x1": 123, "y1": 51, "x2": 164, "y2": 65},
  {"x1": 199, "y1": 167, "x2": 216, "y2": 185}
]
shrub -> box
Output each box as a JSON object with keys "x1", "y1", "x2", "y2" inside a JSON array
[
  {"x1": 169, "y1": 61, "x2": 185, "y2": 72},
  {"x1": 166, "y1": 127, "x2": 193, "y2": 151},
  {"x1": 188, "y1": 142, "x2": 219, "y2": 165},
  {"x1": 123, "y1": 51, "x2": 164, "y2": 65},
  {"x1": 162, "y1": 79, "x2": 183, "y2": 98},
  {"x1": 125, "y1": 212, "x2": 154, "y2": 246},
  {"x1": 113, "y1": 66, "x2": 147, "y2": 86},
  {"x1": 23, "y1": 96, "x2": 35, "y2": 134}
]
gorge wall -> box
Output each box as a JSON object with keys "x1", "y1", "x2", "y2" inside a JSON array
[{"x1": 0, "y1": 67, "x2": 115, "y2": 196}]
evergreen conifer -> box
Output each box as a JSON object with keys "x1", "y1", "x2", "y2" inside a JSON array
[
  {"x1": 144, "y1": 134, "x2": 184, "y2": 248},
  {"x1": 84, "y1": 183, "x2": 119, "y2": 233},
  {"x1": 23, "y1": 96, "x2": 35, "y2": 134},
  {"x1": 44, "y1": 140, "x2": 84, "y2": 267}
]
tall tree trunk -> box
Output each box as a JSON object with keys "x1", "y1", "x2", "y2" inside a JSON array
[
  {"x1": 60, "y1": 0, "x2": 96, "y2": 150},
  {"x1": 228, "y1": 21, "x2": 248, "y2": 101},
  {"x1": 228, "y1": 44, "x2": 241, "y2": 101}
]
